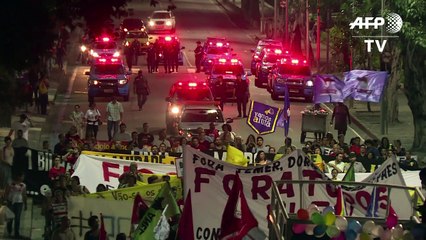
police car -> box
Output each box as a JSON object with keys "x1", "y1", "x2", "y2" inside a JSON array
[
  {"x1": 206, "y1": 57, "x2": 250, "y2": 101},
  {"x1": 202, "y1": 39, "x2": 233, "y2": 73},
  {"x1": 267, "y1": 57, "x2": 314, "y2": 102},
  {"x1": 147, "y1": 10, "x2": 176, "y2": 33},
  {"x1": 255, "y1": 49, "x2": 289, "y2": 88},
  {"x1": 177, "y1": 103, "x2": 232, "y2": 138},
  {"x1": 86, "y1": 58, "x2": 131, "y2": 102},
  {"x1": 89, "y1": 36, "x2": 120, "y2": 60},
  {"x1": 250, "y1": 39, "x2": 283, "y2": 75},
  {"x1": 165, "y1": 81, "x2": 215, "y2": 131},
  {"x1": 120, "y1": 18, "x2": 146, "y2": 37}
]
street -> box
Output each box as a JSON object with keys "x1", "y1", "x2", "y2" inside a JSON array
[{"x1": 12, "y1": 0, "x2": 370, "y2": 239}]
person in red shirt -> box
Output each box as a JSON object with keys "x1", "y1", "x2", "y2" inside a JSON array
[
  {"x1": 191, "y1": 136, "x2": 207, "y2": 151},
  {"x1": 49, "y1": 155, "x2": 65, "y2": 180},
  {"x1": 205, "y1": 122, "x2": 219, "y2": 140}
]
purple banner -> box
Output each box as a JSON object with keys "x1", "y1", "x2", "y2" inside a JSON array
[
  {"x1": 314, "y1": 75, "x2": 345, "y2": 103},
  {"x1": 342, "y1": 70, "x2": 388, "y2": 102},
  {"x1": 247, "y1": 101, "x2": 281, "y2": 135}
]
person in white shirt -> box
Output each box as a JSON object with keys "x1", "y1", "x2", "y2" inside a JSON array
[
  {"x1": 344, "y1": 152, "x2": 366, "y2": 173},
  {"x1": 106, "y1": 96, "x2": 124, "y2": 141},
  {"x1": 84, "y1": 102, "x2": 101, "y2": 139},
  {"x1": 113, "y1": 123, "x2": 132, "y2": 141},
  {"x1": 153, "y1": 129, "x2": 171, "y2": 149},
  {"x1": 255, "y1": 136, "x2": 269, "y2": 153},
  {"x1": 8, "y1": 114, "x2": 33, "y2": 141},
  {"x1": 327, "y1": 153, "x2": 346, "y2": 173},
  {"x1": 69, "y1": 104, "x2": 85, "y2": 138}
]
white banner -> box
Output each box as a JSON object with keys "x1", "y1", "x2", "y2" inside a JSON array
[
  {"x1": 183, "y1": 146, "x2": 413, "y2": 238},
  {"x1": 68, "y1": 196, "x2": 133, "y2": 240},
  {"x1": 73, "y1": 154, "x2": 177, "y2": 193}
]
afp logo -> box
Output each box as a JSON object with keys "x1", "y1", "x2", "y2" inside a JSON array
[
  {"x1": 349, "y1": 13, "x2": 403, "y2": 53},
  {"x1": 349, "y1": 13, "x2": 403, "y2": 33}
]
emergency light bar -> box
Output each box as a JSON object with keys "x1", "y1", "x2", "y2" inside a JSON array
[{"x1": 216, "y1": 42, "x2": 223, "y2": 47}]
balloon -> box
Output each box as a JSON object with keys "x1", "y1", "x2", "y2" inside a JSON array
[
  {"x1": 323, "y1": 206, "x2": 335, "y2": 215},
  {"x1": 386, "y1": 213, "x2": 398, "y2": 229},
  {"x1": 326, "y1": 225, "x2": 340, "y2": 238},
  {"x1": 334, "y1": 216, "x2": 348, "y2": 231},
  {"x1": 362, "y1": 220, "x2": 376, "y2": 234},
  {"x1": 311, "y1": 212, "x2": 324, "y2": 225},
  {"x1": 371, "y1": 225, "x2": 384, "y2": 238},
  {"x1": 392, "y1": 224, "x2": 404, "y2": 239},
  {"x1": 348, "y1": 219, "x2": 362, "y2": 233},
  {"x1": 297, "y1": 208, "x2": 310, "y2": 220},
  {"x1": 292, "y1": 223, "x2": 306, "y2": 234},
  {"x1": 346, "y1": 229, "x2": 358, "y2": 240},
  {"x1": 314, "y1": 224, "x2": 327, "y2": 237},
  {"x1": 359, "y1": 232, "x2": 371, "y2": 240},
  {"x1": 332, "y1": 232, "x2": 346, "y2": 240},
  {"x1": 324, "y1": 211, "x2": 336, "y2": 226},
  {"x1": 305, "y1": 224, "x2": 315, "y2": 236},
  {"x1": 381, "y1": 229, "x2": 392, "y2": 240},
  {"x1": 307, "y1": 203, "x2": 318, "y2": 211}
]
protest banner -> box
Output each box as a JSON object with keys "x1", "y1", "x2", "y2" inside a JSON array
[
  {"x1": 68, "y1": 196, "x2": 133, "y2": 240},
  {"x1": 314, "y1": 74, "x2": 345, "y2": 103},
  {"x1": 89, "y1": 140, "x2": 130, "y2": 151},
  {"x1": 342, "y1": 70, "x2": 388, "y2": 102},
  {"x1": 84, "y1": 177, "x2": 183, "y2": 203},
  {"x1": 247, "y1": 101, "x2": 281, "y2": 135},
  {"x1": 183, "y1": 146, "x2": 413, "y2": 237},
  {"x1": 72, "y1": 154, "x2": 177, "y2": 192},
  {"x1": 82, "y1": 150, "x2": 177, "y2": 164}
]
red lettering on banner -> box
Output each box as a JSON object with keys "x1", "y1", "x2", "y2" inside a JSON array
[
  {"x1": 343, "y1": 191, "x2": 355, "y2": 216},
  {"x1": 102, "y1": 162, "x2": 120, "y2": 182},
  {"x1": 251, "y1": 175, "x2": 272, "y2": 200},
  {"x1": 123, "y1": 166, "x2": 130, "y2": 173},
  {"x1": 302, "y1": 170, "x2": 324, "y2": 196},
  {"x1": 278, "y1": 172, "x2": 294, "y2": 197},
  {"x1": 325, "y1": 184, "x2": 338, "y2": 198},
  {"x1": 194, "y1": 167, "x2": 215, "y2": 192},
  {"x1": 356, "y1": 190, "x2": 371, "y2": 210},
  {"x1": 223, "y1": 174, "x2": 235, "y2": 196},
  {"x1": 312, "y1": 201, "x2": 330, "y2": 208},
  {"x1": 377, "y1": 187, "x2": 388, "y2": 211}
]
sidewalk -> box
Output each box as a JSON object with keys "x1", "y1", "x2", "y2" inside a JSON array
[{"x1": 215, "y1": 0, "x2": 421, "y2": 164}]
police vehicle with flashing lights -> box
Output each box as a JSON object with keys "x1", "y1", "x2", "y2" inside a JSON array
[
  {"x1": 86, "y1": 58, "x2": 131, "y2": 102},
  {"x1": 250, "y1": 39, "x2": 283, "y2": 75},
  {"x1": 267, "y1": 57, "x2": 314, "y2": 102},
  {"x1": 255, "y1": 49, "x2": 290, "y2": 88},
  {"x1": 89, "y1": 37, "x2": 120, "y2": 60},
  {"x1": 206, "y1": 58, "x2": 250, "y2": 101},
  {"x1": 177, "y1": 104, "x2": 232, "y2": 139},
  {"x1": 203, "y1": 37, "x2": 229, "y2": 51},
  {"x1": 152, "y1": 35, "x2": 185, "y2": 65},
  {"x1": 165, "y1": 81, "x2": 215, "y2": 132},
  {"x1": 202, "y1": 41, "x2": 233, "y2": 73}
]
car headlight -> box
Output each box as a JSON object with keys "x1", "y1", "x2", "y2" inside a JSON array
[
  {"x1": 113, "y1": 52, "x2": 120, "y2": 57},
  {"x1": 91, "y1": 52, "x2": 99, "y2": 57},
  {"x1": 149, "y1": 21, "x2": 154, "y2": 26},
  {"x1": 171, "y1": 106, "x2": 180, "y2": 114},
  {"x1": 306, "y1": 80, "x2": 314, "y2": 87},
  {"x1": 80, "y1": 45, "x2": 87, "y2": 52},
  {"x1": 90, "y1": 80, "x2": 99, "y2": 85},
  {"x1": 118, "y1": 79, "x2": 127, "y2": 85},
  {"x1": 146, "y1": 42, "x2": 150, "y2": 46},
  {"x1": 262, "y1": 66, "x2": 269, "y2": 70},
  {"x1": 276, "y1": 78, "x2": 286, "y2": 84},
  {"x1": 165, "y1": 21, "x2": 172, "y2": 26},
  {"x1": 124, "y1": 28, "x2": 128, "y2": 32}
]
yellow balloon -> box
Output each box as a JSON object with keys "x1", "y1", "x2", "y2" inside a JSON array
[{"x1": 324, "y1": 211, "x2": 336, "y2": 226}]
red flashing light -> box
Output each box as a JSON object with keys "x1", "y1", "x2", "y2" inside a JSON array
[
  {"x1": 102, "y1": 37, "x2": 110, "y2": 42},
  {"x1": 218, "y1": 58, "x2": 226, "y2": 63},
  {"x1": 202, "y1": 82, "x2": 207, "y2": 86},
  {"x1": 178, "y1": 82, "x2": 183, "y2": 86},
  {"x1": 165, "y1": 36, "x2": 172, "y2": 41},
  {"x1": 216, "y1": 42, "x2": 223, "y2": 47},
  {"x1": 99, "y1": 58, "x2": 107, "y2": 63},
  {"x1": 188, "y1": 83, "x2": 197, "y2": 87},
  {"x1": 209, "y1": 42, "x2": 212, "y2": 45},
  {"x1": 303, "y1": 60, "x2": 307, "y2": 64},
  {"x1": 208, "y1": 59, "x2": 212, "y2": 63}
]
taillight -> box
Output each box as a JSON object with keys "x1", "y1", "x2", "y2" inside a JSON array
[
  {"x1": 291, "y1": 59, "x2": 299, "y2": 64},
  {"x1": 102, "y1": 37, "x2": 110, "y2": 42},
  {"x1": 188, "y1": 83, "x2": 197, "y2": 87}
]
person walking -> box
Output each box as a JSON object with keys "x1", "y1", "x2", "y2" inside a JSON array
[
  {"x1": 69, "y1": 104, "x2": 85, "y2": 137},
  {"x1": 172, "y1": 41, "x2": 180, "y2": 72},
  {"x1": 125, "y1": 44, "x2": 134, "y2": 72},
  {"x1": 106, "y1": 96, "x2": 124, "y2": 141},
  {"x1": 234, "y1": 74, "x2": 249, "y2": 118},
  {"x1": 4, "y1": 172, "x2": 27, "y2": 239},
  {"x1": 194, "y1": 41, "x2": 203, "y2": 73},
  {"x1": 133, "y1": 70, "x2": 150, "y2": 111},
  {"x1": 146, "y1": 46, "x2": 156, "y2": 73},
  {"x1": 38, "y1": 75, "x2": 50, "y2": 115},
  {"x1": 330, "y1": 102, "x2": 351, "y2": 136},
  {"x1": 9, "y1": 113, "x2": 33, "y2": 141},
  {"x1": 84, "y1": 102, "x2": 101, "y2": 139},
  {"x1": 217, "y1": 76, "x2": 227, "y2": 110},
  {"x1": 1, "y1": 136, "x2": 14, "y2": 189},
  {"x1": 131, "y1": 40, "x2": 141, "y2": 65}
]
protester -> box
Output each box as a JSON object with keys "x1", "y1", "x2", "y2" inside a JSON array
[
  {"x1": 133, "y1": 70, "x2": 150, "y2": 111},
  {"x1": 205, "y1": 122, "x2": 219, "y2": 140},
  {"x1": 245, "y1": 134, "x2": 257, "y2": 153},
  {"x1": 69, "y1": 104, "x2": 85, "y2": 137},
  {"x1": 106, "y1": 96, "x2": 124, "y2": 141},
  {"x1": 84, "y1": 102, "x2": 101, "y2": 139},
  {"x1": 113, "y1": 123, "x2": 132, "y2": 141},
  {"x1": 1, "y1": 136, "x2": 14, "y2": 189},
  {"x1": 255, "y1": 151, "x2": 270, "y2": 165},
  {"x1": 218, "y1": 124, "x2": 235, "y2": 146},
  {"x1": 84, "y1": 215, "x2": 100, "y2": 240},
  {"x1": 96, "y1": 184, "x2": 107, "y2": 193},
  {"x1": 51, "y1": 216, "x2": 76, "y2": 240},
  {"x1": 343, "y1": 152, "x2": 366, "y2": 173},
  {"x1": 11, "y1": 130, "x2": 29, "y2": 175},
  {"x1": 9, "y1": 113, "x2": 33, "y2": 141},
  {"x1": 4, "y1": 172, "x2": 27, "y2": 239},
  {"x1": 234, "y1": 74, "x2": 249, "y2": 118},
  {"x1": 138, "y1": 122, "x2": 154, "y2": 146},
  {"x1": 39, "y1": 75, "x2": 50, "y2": 115},
  {"x1": 69, "y1": 176, "x2": 90, "y2": 196},
  {"x1": 49, "y1": 154, "x2": 66, "y2": 180},
  {"x1": 194, "y1": 41, "x2": 203, "y2": 73},
  {"x1": 330, "y1": 102, "x2": 351, "y2": 136},
  {"x1": 153, "y1": 129, "x2": 171, "y2": 148},
  {"x1": 255, "y1": 136, "x2": 269, "y2": 153},
  {"x1": 326, "y1": 153, "x2": 346, "y2": 173}
]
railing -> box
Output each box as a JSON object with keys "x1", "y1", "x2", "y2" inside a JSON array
[{"x1": 268, "y1": 180, "x2": 425, "y2": 239}]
